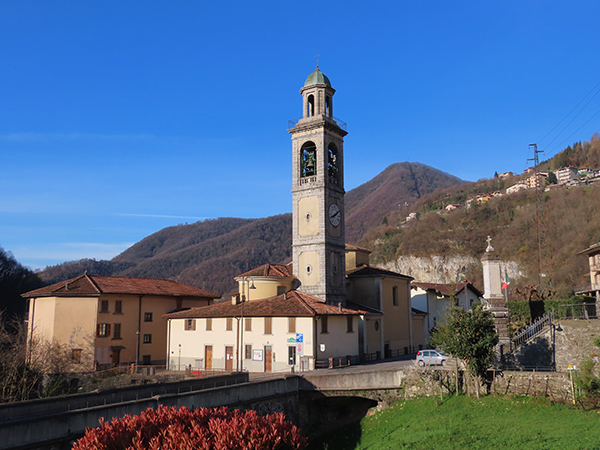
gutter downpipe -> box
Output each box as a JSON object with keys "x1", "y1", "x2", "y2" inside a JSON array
[
  {"x1": 28, "y1": 298, "x2": 36, "y2": 364},
  {"x1": 136, "y1": 295, "x2": 144, "y2": 372},
  {"x1": 166, "y1": 318, "x2": 171, "y2": 370}
]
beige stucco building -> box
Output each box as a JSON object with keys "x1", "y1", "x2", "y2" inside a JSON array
[
  {"x1": 22, "y1": 274, "x2": 219, "y2": 371},
  {"x1": 165, "y1": 290, "x2": 366, "y2": 373}
]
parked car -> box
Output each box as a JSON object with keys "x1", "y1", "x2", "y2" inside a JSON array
[{"x1": 416, "y1": 349, "x2": 446, "y2": 366}]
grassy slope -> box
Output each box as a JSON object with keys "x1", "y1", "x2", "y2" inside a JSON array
[{"x1": 317, "y1": 395, "x2": 600, "y2": 450}]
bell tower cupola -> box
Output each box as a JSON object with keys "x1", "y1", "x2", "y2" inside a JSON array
[{"x1": 288, "y1": 66, "x2": 347, "y2": 305}]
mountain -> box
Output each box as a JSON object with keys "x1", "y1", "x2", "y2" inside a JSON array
[
  {"x1": 345, "y1": 162, "x2": 465, "y2": 242},
  {"x1": 39, "y1": 163, "x2": 464, "y2": 295}
]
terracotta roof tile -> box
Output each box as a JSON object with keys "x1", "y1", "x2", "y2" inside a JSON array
[
  {"x1": 164, "y1": 290, "x2": 368, "y2": 319},
  {"x1": 346, "y1": 264, "x2": 413, "y2": 280},
  {"x1": 345, "y1": 243, "x2": 372, "y2": 253},
  {"x1": 22, "y1": 274, "x2": 220, "y2": 299},
  {"x1": 235, "y1": 263, "x2": 295, "y2": 279},
  {"x1": 411, "y1": 281, "x2": 482, "y2": 298}
]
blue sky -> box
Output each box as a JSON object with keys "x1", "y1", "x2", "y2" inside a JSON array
[{"x1": 1, "y1": 1, "x2": 600, "y2": 270}]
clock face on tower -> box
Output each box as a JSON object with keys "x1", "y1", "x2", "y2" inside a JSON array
[{"x1": 328, "y1": 203, "x2": 341, "y2": 227}]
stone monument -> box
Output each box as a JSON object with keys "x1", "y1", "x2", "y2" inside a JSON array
[{"x1": 482, "y1": 236, "x2": 510, "y2": 349}]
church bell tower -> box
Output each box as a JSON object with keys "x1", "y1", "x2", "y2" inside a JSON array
[{"x1": 288, "y1": 67, "x2": 347, "y2": 305}]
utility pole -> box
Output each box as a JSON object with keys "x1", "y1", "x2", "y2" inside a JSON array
[{"x1": 527, "y1": 143, "x2": 552, "y2": 289}]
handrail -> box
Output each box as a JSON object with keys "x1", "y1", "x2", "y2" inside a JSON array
[
  {"x1": 288, "y1": 115, "x2": 347, "y2": 131},
  {"x1": 511, "y1": 313, "x2": 551, "y2": 350}
]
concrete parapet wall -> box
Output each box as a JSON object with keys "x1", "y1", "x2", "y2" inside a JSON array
[{"x1": 303, "y1": 369, "x2": 405, "y2": 391}]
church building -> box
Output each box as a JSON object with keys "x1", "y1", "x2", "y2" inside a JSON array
[{"x1": 164, "y1": 67, "x2": 420, "y2": 372}]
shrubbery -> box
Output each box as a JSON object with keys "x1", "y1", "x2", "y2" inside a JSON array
[{"x1": 72, "y1": 405, "x2": 307, "y2": 450}]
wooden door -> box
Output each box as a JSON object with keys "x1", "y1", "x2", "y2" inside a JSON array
[
  {"x1": 264, "y1": 345, "x2": 272, "y2": 372},
  {"x1": 225, "y1": 346, "x2": 233, "y2": 370},
  {"x1": 111, "y1": 349, "x2": 121, "y2": 366},
  {"x1": 205, "y1": 345, "x2": 213, "y2": 370}
]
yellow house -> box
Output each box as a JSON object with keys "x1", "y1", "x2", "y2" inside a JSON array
[{"x1": 22, "y1": 273, "x2": 219, "y2": 371}]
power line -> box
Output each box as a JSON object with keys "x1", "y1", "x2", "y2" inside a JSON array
[
  {"x1": 538, "y1": 79, "x2": 600, "y2": 157},
  {"x1": 538, "y1": 79, "x2": 600, "y2": 145}
]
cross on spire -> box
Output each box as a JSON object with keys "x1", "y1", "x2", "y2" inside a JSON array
[{"x1": 315, "y1": 51, "x2": 319, "y2": 69}]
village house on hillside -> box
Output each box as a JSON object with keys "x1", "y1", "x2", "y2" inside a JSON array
[{"x1": 22, "y1": 274, "x2": 219, "y2": 371}]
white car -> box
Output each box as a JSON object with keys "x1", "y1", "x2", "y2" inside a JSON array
[{"x1": 416, "y1": 349, "x2": 446, "y2": 366}]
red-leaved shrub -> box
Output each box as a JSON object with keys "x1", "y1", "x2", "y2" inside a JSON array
[{"x1": 72, "y1": 405, "x2": 307, "y2": 450}]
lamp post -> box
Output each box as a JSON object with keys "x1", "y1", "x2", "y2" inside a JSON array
[
  {"x1": 178, "y1": 344, "x2": 182, "y2": 371},
  {"x1": 240, "y1": 277, "x2": 256, "y2": 371}
]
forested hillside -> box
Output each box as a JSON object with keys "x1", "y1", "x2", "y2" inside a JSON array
[
  {"x1": 40, "y1": 163, "x2": 463, "y2": 295},
  {"x1": 38, "y1": 136, "x2": 600, "y2": 300},
  {"x1": 363, "y1": 135, "x2": 600, "y2": 298},
  {"x1": 345, "y1": 162, "x2": 464, "y2": 242}
]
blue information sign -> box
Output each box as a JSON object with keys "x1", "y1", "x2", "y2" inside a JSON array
[{"x1": 296, "y1": 333, "x2": 303, "y2": 343}]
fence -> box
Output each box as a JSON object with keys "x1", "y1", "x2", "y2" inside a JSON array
[{"x1": 549, "y1": 302, "x2": 597, "y2": 320}]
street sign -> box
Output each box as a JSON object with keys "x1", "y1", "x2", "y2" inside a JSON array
[
  {"x1": 296, "y1": 333, "x2": 303, "y2": 343},
  {"x1": 297, "y1": 342, "x2": 303, "y2": 355}
]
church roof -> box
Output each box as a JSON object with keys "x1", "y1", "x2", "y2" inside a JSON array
[
  {"x1": 164, "y1": 290, "x2": 369, "y2": 319},
  {"x1": 22, "y1": 273, "x2": 220, "y2": 299},
  {"x1": 235, "y1": 263, "x2": 295, "y2": 279},
  {"x1": 346, "y1": 264, "x2": 413, "y2": 280},
  {"x1": 304, "y1": 68, "x2": 331, "y2": 87},
  {"x1": 345, "y1": 243, "x2": 372, "y2": 254}
]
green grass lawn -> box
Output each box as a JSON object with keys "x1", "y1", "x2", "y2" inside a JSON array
[{"x1": 315, "y1": 395, "x2": 600, "y2": 450}]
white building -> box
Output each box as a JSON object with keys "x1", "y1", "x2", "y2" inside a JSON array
[
  {"x1": 410, "y1": 281, "x2": 483, "y2": 341},
  {"x1": 555, "y1": 167, "x2": 578, "y2": 185}
]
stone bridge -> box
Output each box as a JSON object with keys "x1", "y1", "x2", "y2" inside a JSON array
[{"x1": 0, "y1": 368, "x2": 407, "y2": 450}]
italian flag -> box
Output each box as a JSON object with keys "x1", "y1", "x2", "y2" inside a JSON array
[{"x1": 501, "y1": 269, "x2": 511, "y2": 290}]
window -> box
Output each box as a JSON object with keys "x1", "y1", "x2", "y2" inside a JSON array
[
  {"x1": 184, "y1": 319, "x2": 196, "y2": 331},
  {"x1": 288, "y1": 346, "x2": 296, "y2": 366},
  {"x1": 264, "y1": 317, "x2": 272, "y2": 335},
  {"x1": 301, "y1": 142, "x2": 317, "y2": 178},
  {"x1": 71, "y1": 349, "x2": 82, "y2": 363},
  {"x1": 97, "y1": 323, "x2": 110, "y2": 337},
  {"x1": 206, "y1": 318, "x2": 212, "y2": 331},
  {"x1": 113, "y1": 323, "x2": 122, "y2": 339},
  {"x1": 245, "y1": 344, "x2": 252, "y2": 360},
  {"x1": 100, "y1": 300, "x2": 109, "y2": 313},
  {"x1": 142, "y1": 355, "x2": 151, "y2": 365},
  {"x1": 245, "y1": 318, "x2": 252, "y2": 331},
  {"x1": 144, "y1": 312, "x2": 153, "y2": 322},
  {"x1": 328, "y1": 143, "x2": 338, "y2": 180},
  {"x1": 321, "y1": 316, "x2": 328, "y2": 334},
  {"x1": 347, "y1": 316, "x2": 354, "y2": 333},
  {"x1": 392, "y1": 286, "x2": 398, "y2": 306},
  {"x1": 288, "y1": 317, "x2": 296, "y2": 334},
  {"x1": 226, "y1": 318, "x2": 233, "y2": 331},
  {"x1": 143, "y1": 334, "x2": 152, "y2": 344},
  {"x1": 114, "y1": 300, "x2": 122, "y2": 314}
]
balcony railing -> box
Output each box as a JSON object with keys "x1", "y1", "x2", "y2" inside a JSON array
[{"x1": 288, "y1": 115, "x2": 347, "y2": 132}]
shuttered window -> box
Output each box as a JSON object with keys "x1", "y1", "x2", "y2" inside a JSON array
[
  {"x1": 264, "y1": 317, "x2": 272, "y2": 335},
  {"x1": 288, "y1": 317, "x2": 296, "y2": 333}
]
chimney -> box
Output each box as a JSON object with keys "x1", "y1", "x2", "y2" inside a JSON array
[
  {"x1": 231, "y1": 293, "x2": 240, "y2": 305},
  {"x1": 338, "y1": 302, "x2": 342, "y2": 312},
  {"x1": 65, "y1": 281, "x2": 69, "y2": 291}
]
